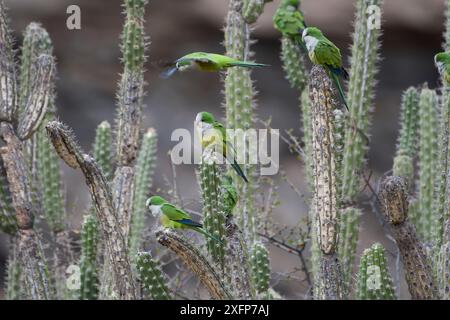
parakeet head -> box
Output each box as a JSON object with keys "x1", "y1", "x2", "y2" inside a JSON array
[
  {"x1": 146, "y1": 196, "x2": 166, "y2": 216},
  {"x1": 195, "y1": 111, "x2": 216, "y2": 126},
  {"x1": 302, "y1": 27, "x2": 323, "y2": 40},
  {"x1": 434, "y1": 52, "x2": 450, "y2": 72}
]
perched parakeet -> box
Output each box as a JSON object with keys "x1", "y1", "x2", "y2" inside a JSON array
[
  {"x1": 435, "y1": 52, "x2": 450, "y2": 84},
  {"x1": 273, "y1": 0, "x2": 307, "y2": 50},
  {"x1": 195, "y1": 111, "x2": 249, "y2": 183},
  {"x1": 146, "y1": 196, "x2": 221, "y2": 243},
  {"x1": 302, "y1": 27, "x2": 349, "y2": 110},
  {"x1": 221, "y1": 174, "x2": 238, "y2": 216},
  {"x1": 161, "y1": 52, "x2": 269, "y2": 78}
]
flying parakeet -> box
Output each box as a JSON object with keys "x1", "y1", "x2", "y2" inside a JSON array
[
  {"x1": 221, "y1": 174, "x2": 238, "y2": 216},
  {"x1": 302, "y1": 27, "x2": 349, "y2": 110},
  {"x1": 195, "y1": 111, "x2": 249, "y2": 183},
  {"x1": 435, "y1": 52, "x2": 450, "y2": 84},
  {"x1": 273, "y1": 0, "x2": 307, "y2": 51},
  {"x1": 146, "y1": 196, "x2": 221, "y2": 243},
  {"x1": 161, "y1": 52, "x2": 269, "y2": 78}
]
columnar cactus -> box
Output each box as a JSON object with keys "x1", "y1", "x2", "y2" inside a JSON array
[
  {"x1": 136, "y1": 252, "x2": 171, "y2": 300},
  {"x1": 393, "y1": 87, "x2": 420, "y2": 184},
  {"x1": 436, "y1": 241, "x2": 450, "y2": 299},
  {"x1": 379, "y1": 176, "x2": 438, "y2": 299},
  {"x1": 0, "y1": 2, "x2": 17, "y2": 122},
  {"x1": 115, "y1": 0, "x2": 147, "y2": 166},
  {"x1": 5, "y1": 239, "x2": 22, "y2": 300},
  {"x1": 356, "y1": 243, "x2": 396, "y2": 300},
  {"x1": 224, "y1": 0, "x2": 264, "y2": 243},
  {"x1": 309, "y1": 66, "x2": 343, "y2": 299},
  {"x1": 0, "y1": 160, "x2": 16, "y2": 234},
  {"x1": 80, "y1": 214, "x2": 99, "y2": 300},
  {"x1": 250, "y1": 242, "x2": 271, "y2": 294},
  {"x1": 93, "y1": 121, "x2": 113, "y2": 181},
  {"x1": 199, "y1": 153, "x2": 227, "y2": 266},
  {"x1": 129, "y1": 128, "x2": 157, "y2": 257},
  {"x1": 339, "y1": 0, "x2": 383, "y2": 296},
  {"x1": 417, "y1": 87, "x2": 440, "y2": 242}
]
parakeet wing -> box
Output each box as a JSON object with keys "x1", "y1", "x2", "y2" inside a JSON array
[
  {"x1": 212, "y1": 121, "x2": 238, "y2": 160},
  {"x1": 161, "y1": 203, "x2": 192, "y2": 221},
  {"x1": 314, "y1": 40, "x2": 342, "y2": 69}
]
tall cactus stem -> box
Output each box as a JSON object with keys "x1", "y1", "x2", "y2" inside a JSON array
[
  {"x1": 79, "y1": 214, "x2": 99, "y2": 300},
  {"x1": 356, "y1": 243, "x2": 396, "y2": 300},
  {"x1": 136, "y1": 252, "x2": 171, "y2": 300}
]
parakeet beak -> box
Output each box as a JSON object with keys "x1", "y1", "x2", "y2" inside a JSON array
[
  {"x1": 302, "y1": 28, "x2": 308, "y2": 41},
  {"x1": 145, "y1": 198, "x2": 152, "y2": 209}
]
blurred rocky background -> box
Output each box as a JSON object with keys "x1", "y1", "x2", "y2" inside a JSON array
[{"x1": 0, "y1": 0, "x2": 446, "y2": 299}]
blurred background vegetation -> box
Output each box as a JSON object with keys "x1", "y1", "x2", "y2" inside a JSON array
[{"x1": 0, "y1": 0, "x2": 447, "y2": 298}]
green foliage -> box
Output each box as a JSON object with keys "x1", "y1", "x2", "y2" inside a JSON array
[
  {"x1": 136, "y1": 252, "x2": 171, "y2": 300},
  {"x1": 356, "y1": 243, "x2": 396, "y2": 300}
]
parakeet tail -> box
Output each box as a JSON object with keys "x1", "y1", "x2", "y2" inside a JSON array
[
  {"x1": 230, "y1": 62, "x2": 270, "y2": 68},
  {"x1": 329, "y1": 69, "x2": 349, "y2": 111},
  {"x1": 231, "y1": 159, "x2": 249, "y2": 183},
  {"x1": 160, "y1": 66, "x2": 178, "y2": 79},
  {"x1": 192, "y1": 226, "x2": 223, "y2": 244}
]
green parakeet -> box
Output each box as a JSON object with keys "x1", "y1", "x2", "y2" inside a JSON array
[
  {"x1": 162, "y1": 52, "x2": 269, "y2": 78},
  {"x1": 146, "y1": 196, "x2": 221, "y2": 243},
  {"x1": 302, "y1": 27, "x2": 349, "y2": 110},
  {"x1": 221, "y1": 174, "x2": 238, "y2": 216},
  {"x1": 195, "y1": 111, "x2": 249, "y2": 183},
  {"x1": 435, "y1": 52, "x2": 450, "y2": 84},
  {"x1": 273, "y1": 0, "x2": 307, "y2": 51}
]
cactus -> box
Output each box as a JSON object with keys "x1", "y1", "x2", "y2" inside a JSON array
[
  {"x1": 250, "y1": 242, "x2": 270, "y2": 294},
  {"x1": 115, "y1": 0, "x2": 147, "y2": 166},
  {"x1": 18, "y1": 23, "x2": 53, "y2": 117},
  {"x1": 416, "y1": 87, "x2": 440, "y2": 242},
  {"x1": 5, "y1": 239, "x2": 22, "y2": 300},
  {"x1": 224, "y1": 0, "x2": 266, "y2": 243},
  {"x1": 199, "y1": 153, "x2": 227, "y2": 265},
  {"x1": 392, "y1": 87, "x2": 420, "y2": 184},
  {"x1": 356, "y1": 243, "x2": 396, "y2": 300},
  {"x1": 0, "y1": 1, "x2": 17, "y2": 122},
  {"x1": 309, "y1": 66, "x2": 343, "y2": 299},
  {"x1": 434, "y1": 90, "x2": 450, "y2": 246},
  {"x1": 338, "y1": 207, "x2": 362, "y2": 294},
  {"x1": 436, "y1": 241, "x2": 450, "y2": 299},
  {"x1": 136, "y1": 252, "x2": 171, "y2": 300},
  {"x1": 93, "y1": 121, "x2": 113, "y2": 181},
  {"x1": 342, "y1": 0, "x2": 382, "y2": 202},
  {"x1": 0, "y1": 159, "x2": 16, "y2": 234},
  {"x1": 80, "y1": 215, "x2": 99, "y2": 300},
  {"x1": 129, "y1": 128, "x2": 157, "y2": 257}
]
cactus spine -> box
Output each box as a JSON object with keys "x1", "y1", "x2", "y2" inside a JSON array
[
  {"x1": 136, "y1": 252, "x2": 171, "y2": 300},
  {"x1": 80, "y1": 215, "x2": 99, "y2": 300},
  {"x1": 129, "y1": 128, "x2": 157, "y2": 257},
  {"x1": 356, "y1": 243, "x2": 396, "y2": 300}
]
